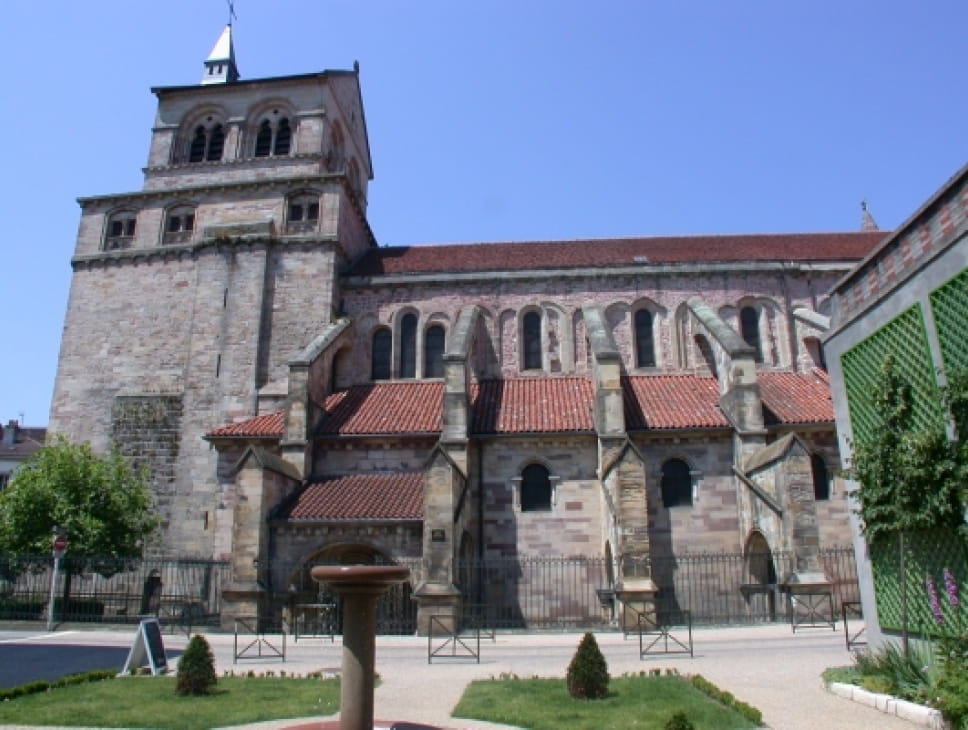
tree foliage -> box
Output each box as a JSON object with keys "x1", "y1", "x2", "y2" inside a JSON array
[
  {"x1": 850, "y1": 357, "x2": 968, "y2": 544},
  {"x1": 0, "y1": 437, "x2": 159, "y2": 565}
]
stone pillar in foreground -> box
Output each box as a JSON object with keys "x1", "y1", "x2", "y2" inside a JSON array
[{"x1": 311, "y1": 565, "x2": 410, "y2": 730}]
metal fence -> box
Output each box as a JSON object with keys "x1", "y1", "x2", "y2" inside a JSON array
[
  {"x1": 456, "y1": 547, "x2": 860, "y2": 629},
  {"x1": 0, "y1": 548, "x2": 859, "y2": 632},
  {"x1": 0, "y1": 555, "x2": 229, "y2": 628}
]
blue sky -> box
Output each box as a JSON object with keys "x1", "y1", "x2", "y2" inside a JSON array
[{"x1": 1, "y1": 1, "x2": 966, "y2": 427}]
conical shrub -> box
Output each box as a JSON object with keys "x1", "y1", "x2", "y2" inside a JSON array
[
  {"x1": 566, "y1": 632, "x2": 609, "y2": 699},
  {"x1": 176, "y1": 634, "x2": 217, "y2": 695}
]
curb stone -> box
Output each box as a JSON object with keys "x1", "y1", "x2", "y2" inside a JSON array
[{"x1": 826, "y1": 682, "x2": 947, "y2": 729}]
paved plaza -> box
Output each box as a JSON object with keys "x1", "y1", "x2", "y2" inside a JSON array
[{"x1": 1, "y1": 622, "x2": 920, "y2": 729}]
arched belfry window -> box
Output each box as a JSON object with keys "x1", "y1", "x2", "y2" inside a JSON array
[
  {"x1": 661, "y1": 458, "x2": 693, "y2": 508},
  {"x1": 399, "y1": 313, "x2": 417, "y2": 379},
  {"x1": 811, "y1": 453, "x2": 830, "y2": 501},
  {"x1": 254, "y1": 115, "x2": 292, "y2": 157},
  {"x1": 635, "y1": 309, "x2": 656, "y2": 367},
  {"x1": 188, "y1": 121, "x2": 224, "y2": 163},
  {"x1": 105, "y1": 210, "x2": 137, "y2": 250},
  {"x1": 522, "y1": 311, "x2": 542, "y2": 371},
  {"x1": 424, "y1": 325, "x2": 445, "y2": 378},
  {"x1": 371, "y1": 329, "x2": 391, "y2": 380},
  {"x1": 740, "y1": 306, "x2": 763, "y2": 363},
  {"x1": 520, "y1": 463, "x2": 552, "y2": 512}
]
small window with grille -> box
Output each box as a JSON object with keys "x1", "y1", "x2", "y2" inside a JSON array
[
  {"x1": 286, "y1": 193, "x2": 320, "y2": 234},
  {"x1": 105, "y1": 211, "x2": 137, "y2": 250},
  {"x1": 163, "y1": 206, "x2": 196, "y2": 245}
]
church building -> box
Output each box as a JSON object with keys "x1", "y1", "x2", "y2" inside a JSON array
[{"x1": 49, "y1": 26, "x2": 886, "y2": 629}]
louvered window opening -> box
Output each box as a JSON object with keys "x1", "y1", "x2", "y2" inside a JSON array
[{"x1": 189, "y1": 124, "x2": 224, "y2": 163}]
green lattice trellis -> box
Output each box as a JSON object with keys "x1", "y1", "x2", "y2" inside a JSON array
[
  {"x1": 841, "y1": 303, "x2": 943, "y2": 445},
  {"x1": 870, "y1": 529, "x2": 968, "y2": 637},
  {"x1": 930, "y1": 267, "x2": 968, "y2": 373}
]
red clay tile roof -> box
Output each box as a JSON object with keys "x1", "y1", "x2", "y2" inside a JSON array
[
  {"x1": 206, "y1": 411, "x2": 285, "y2": 438},
  {"x1": 348, "y1": 232, "x2": 887, "y2": 277},
  {"x1": 281, "y1": 472, "x2": 423, "y2": 521},
  {"x1": 318, "y1": 382, "x2": 443, "y2": 435},
  {"x1": 207, "y1": 370, "x2": 833, "y2": 440},
  {"x1": 758, "y1": 369, "x2": 834, "y2": 425},
  {"x1": 470, "y1": 377, "x2": 595, "y2": 434},
  {"x1": 623, "y1": 375, "x2": 730, "y2": 430}
]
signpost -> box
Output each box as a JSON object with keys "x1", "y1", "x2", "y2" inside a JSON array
[{"x1": 47, "y1": 530, "x2": 67, "y2": 631}]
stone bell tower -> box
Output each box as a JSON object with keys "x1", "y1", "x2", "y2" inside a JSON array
[{"x1": 49, "y1": 24, "x2": 376, "y2": 569}]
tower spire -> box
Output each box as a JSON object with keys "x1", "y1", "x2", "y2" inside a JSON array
[
  {"x1": 201, "y1": 23, "x2": 239, "y2": 85},
  {"x1": 860, "y1": 200, "x2": 879, "y2": 232}
]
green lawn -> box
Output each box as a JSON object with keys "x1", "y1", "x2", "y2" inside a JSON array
[
  {"x1": 452, "y1": 674, "x2": 760, "y2": 730},
  {"x1": 0, "y1": 675, "x2": 340, "y2": 729}
]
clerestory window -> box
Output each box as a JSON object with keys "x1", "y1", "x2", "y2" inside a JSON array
[
  {"x1": 371, "y1": 328, "x2": 391, "y2": 380},
  {"x1": 424, "y1": 325, "x2": 445, "y2": 378},
  {"x1": 399, "y1": 313, "x2": 417, "y2": 379},
  {"x1": 635, "y1": 309, "x2": 656, "y2": 367},
  {"x1": 522, "y1": 311, "x2": 542, "y2": 371},
  {"x1": 740, "y1": 306, "x2": 763, "y2": 363}
]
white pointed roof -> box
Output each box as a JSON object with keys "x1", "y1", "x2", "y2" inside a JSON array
[{"x1": 201, "y1": 25, "x2": 239, "y2": 85}]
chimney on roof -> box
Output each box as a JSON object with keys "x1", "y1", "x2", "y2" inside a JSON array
[
  {"x1": 860, "y1": 200, "x2": 879, "y2": 232},
  {"x1": 2, "y1": 420, "x2": 18, "y2": 446}
]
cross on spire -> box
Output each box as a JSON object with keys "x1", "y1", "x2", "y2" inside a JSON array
[{"x1": 228, "y1": 0, "x2": 237, "y2": 26}]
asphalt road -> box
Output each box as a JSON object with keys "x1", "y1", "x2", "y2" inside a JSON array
[{"x1": 0, "y1": 631, "x2": 181, "y2": 689}]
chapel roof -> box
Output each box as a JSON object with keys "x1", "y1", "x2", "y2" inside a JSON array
[
  {"x1": 758, "y1": 369, "x2": 834, "y2": 425},
  {"x1": 278, "y1": 472, "x2": 423, "y2": 521},
  {"x1": 347, "y1": 231, "x2": 887, "y2": 277}
]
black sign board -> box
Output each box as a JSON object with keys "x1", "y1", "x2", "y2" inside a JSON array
[{"x1": 121, "y1": 618, "x2": 168, "y2": 676}]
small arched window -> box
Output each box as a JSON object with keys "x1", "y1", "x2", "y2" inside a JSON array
[
  {"x1": 521, "y1": 463, "x2": 552, "y2": 512},
  {"x1": 740, "y1": 306, "x2": 763, "y2": 363},
  {"x1": 424, "y1": 325, "x2": 445, "y2": 378},
  {"x1": 635, "y1": 309, "x2": 656, "y2": 367},
  {"x1": 105, "y1": 211, "x2": 137, "y2": 250},
  {"x1": 523, "y1": 311, "x2": 542, "y2": 371},
  {"x1": 371, "y1": 329, "x2": 391, "y2": 380},
  {"x1": 811, "y1": 453, "x2": 830, "y2": 501},
  {"x1": 399, "y1": 313, "x2": 417, "y2": 379},
  {"x1": 163, "y1": 205, "x2": 195, "y2": 245},
  {"x1": 286, "y1": 193, "x2": 320, "y2": 233},
  {"x1": 661, "y1": 459, "x2": 692, "y2": 508}
]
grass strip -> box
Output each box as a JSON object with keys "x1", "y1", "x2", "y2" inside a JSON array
[
  {"x1": 452, "y1": 673, "x2": 760, "y2": 729},
  {"x1": 0, "y1": 674, "x2": 340, "y2": 729}
]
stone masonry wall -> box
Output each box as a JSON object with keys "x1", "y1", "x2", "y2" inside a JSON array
[
  {"x1": 110, "y1": 395, "x2": 183, "y2": 554},
  {"x1": 339, "y1": 267, "x2": 848, "y2": 384},
  {"x1": 479, "y1": 435, "x2": 602, "y2": 558}
]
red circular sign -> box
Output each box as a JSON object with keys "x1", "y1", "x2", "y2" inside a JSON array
[{"x1": 53, "y1": 535, "x2": 67, "y2": 552}]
